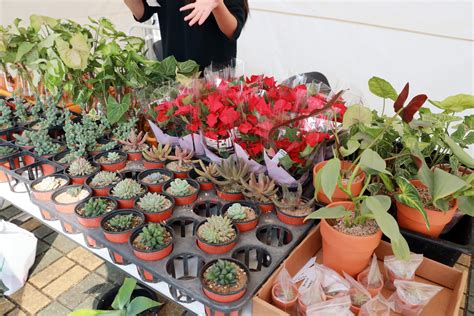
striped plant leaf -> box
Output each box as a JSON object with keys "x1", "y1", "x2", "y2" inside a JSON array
[{"x1": 394, "y1": 177, "x2": 430, "y2": 230}]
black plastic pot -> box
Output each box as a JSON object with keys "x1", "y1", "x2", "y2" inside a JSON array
[{"x1": 94, "y1": 285, "x2": 162, "y2": 315}]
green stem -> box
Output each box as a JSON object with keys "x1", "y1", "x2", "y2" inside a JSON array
[{"x1": 382, "y1": 98, "x2": 386, "y2": 116}]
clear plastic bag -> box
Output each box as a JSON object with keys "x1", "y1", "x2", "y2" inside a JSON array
[
  {"x1": 306, "y1": 295, "x2": 354, "y2": 316},
  {"x1": 299, "y1": 270, "x2": 326, "y2": 309},
  {"x1": 389, "y1": 280, "x2": 442, "y2": 316},
  {"x1": 273, "y1": 266, "x2": 298, "y2": 303},
  {"x1": 359, "y1": 254, "x2": 384, "y2": 292},
  {"x1": 343, "y1": 272, "x2": 372, "y2": 309},
  {"x1": 316, "y1": 263, "x2": 350, "y2": 298},
  {"x1": 384, "y1": 254, "x2": 423, "y2": 290},
  {"x1": 359, "y1": 294, "x2": 392, "y2": 316}
]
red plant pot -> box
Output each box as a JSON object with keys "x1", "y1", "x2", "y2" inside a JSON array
[
  {"x1": 143, "y1": 159, "x2": 165, "y2": 169},
  {"x1": 196, "y1": 220, "x2": 238, "y2": 254},
  {"x1": 30, "y1": 175, "x2": 71, "y2": 201},
  {"x1": 52, "y1": 185, "x2": 92, "y2": 214},
  {"x1": 198, "y1": 181, "x2": 214, "y2": 191},
  {"x1": 130, "y1": 226, "x2": 174, "y2": 261},
  {"x1": 163, "y1": 179, "x2": 200, "y2": 206},
  {"x1": 75, "y1": 198, "x2": 118, "y2": 229},
  {"x1": 126, "y1": 151, "x2": 142, "y2": 161},
  {"x1": 173, "y1": 171, "x2": 190, "y2": 179},
  {"x1": 200, "y1": 258, "x2": 249, "y2": 303},
  {"x1": 23, "y1": 154, "x2": 36, "y2": 166},
  {"x1": 94, "y1": 150, "x2": 128, "y2": 172},
  {"x1": 357, "y1": 270, "x2": 384, "y2": 297},
  {"x1": 135, "y1": 193, "x2": 175, "y2": 223},
  {"x1": 138, "y1": 169, "x2": 174, "y2": 194},
  {"x1": 216, "y1": 189, "x2": 244, "y2": 201},
  {"x1": 258, "y1": 202, "x2": 275, "y2": 214},
  {"x1": 85, "y1": 173, "x2": 123, "y2": 197},
  {"x1": 222, "y1": 201, "x2": 260, "y2": 233},
  {"x1": 0, "y1": 157, "x2": 19, "y2": 182},
  {"x1": 116, "y1": 198, "x2": 137, "y2": 209},
  {"x1": 101, "y1": 210, "x2": 145, "y2": 244},
  {"x1": 276, "y1": 208, "x2": 307, "y2": 226},
  {"x1": 271, "y1": 283, "x2": 299, "y2": 310},
  {"x1": 41, "y1": 163, "x2": 57, "y2": 176}
]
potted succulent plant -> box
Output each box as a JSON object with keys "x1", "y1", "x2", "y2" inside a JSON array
[
  {"x1": 137, "y1": 168, "x2": 174, "y2": 193},
  {"x1": 75, "y1": 197, "x2": 117, "y2": 228},
  {"x1": 273, "y1": 184, "x2": 315, "y2": 225},
  {"x1": 70, "y1": 278, "x2": 161, "y2": 316},
  {"x1": 0, "y1": 100, "x2": 15, "y2": 140},
  {"x1": 111, "y1": 178, "x2": 147, "y2": 209},
  {"x1": 241, "y1": 173, "x2": 279, "y2": 213},
  {"x1": 67, "y1": 157, "x2": 99, "y2": 185},
  {"x1": 162, "y1": 178, "x2": 199, "y2": 206},
  {"x1": 221, "y1": 201, "x2": 260, "y2": 232},
  {"x1": 349, "y1": 288, "x2": 371, "y2": 314},
  {"x1": 135, "y1": 192, "x2": 175, "y2": 222},
  {"x1": 86, "y1": 171, "x2": 122, "y2": 196},
  {"x1": 13, "y1": 131, "x2": 34, "y2": 151},
  {"x1": 28, "y1": 129, "x2": 65, "y2": 174},
  {"x1": 272, "y1": 283, "x2": 299, "y2": 310},
  {"x1": 0, "y1": 144, "x2": 19, "y2": 182},
  {"x1": 192, "y1": 160, "x2": 219, "y2": 191},
  {"x1": 52, "y1": 185, "x2": 92, "y2": 214},
  {"x1": 89, "y1": 139, "x2": 118, "y2": 157},
  {"x1": 142, "y1": 143, "x2": 171, "y2": 169},
  {"x1": 130, "y1": 223, "x2": 174, "y2": 261},
  {"x1": 200, "y1": 259, "x2": 250, "y2": 304},
  {"x1": 100, "y1": 209, "x2": 145, "y2": 244},
  {"x1": 94, "y1": 150, "x2": 128, "y2": 172},
  {"x1": 118, "y1": 129, "x2": 149, "y2": 161},
  {"x1": 166, "y1": 147, "x2": 194, "y2": 178},
  {"x1": 197, "y1": 157, "x2": 250, "y2": 201},
  {"x1": 196, "y1": 215, "x2": 238, "y2": 254},
  {"x1": 30, "y1": 174, "x2": 70, "y2": 201},
  {"x1": 14, "y1": 98, "x2": 36, "y2": 126}
]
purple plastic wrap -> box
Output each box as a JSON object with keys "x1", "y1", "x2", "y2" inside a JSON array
[{"x1": 234, "y1": 142, "x2": 266, "y2": 173}]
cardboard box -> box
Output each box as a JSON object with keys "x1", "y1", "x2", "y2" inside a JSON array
[{"x1": 253, "y1": 224, "x2": 468, "y2": 316}]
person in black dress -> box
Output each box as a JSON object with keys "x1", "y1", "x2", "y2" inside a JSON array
[{"x1": 124, "y1": 0, "x2": 249, "y2": 69}]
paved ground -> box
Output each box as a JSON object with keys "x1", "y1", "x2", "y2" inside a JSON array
[
  {"x1": 0, "y1": 203, "x2": 472, "y2": 316},
  {"x1": 0, "y1": 205, "x2": 186, "y2": 316}
]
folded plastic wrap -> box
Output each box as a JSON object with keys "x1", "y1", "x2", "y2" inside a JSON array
[
  {"x1": 384, "y1": 254, "x2": 423, "y2": 290},
  {"x1": 389, "y1": 280, "x2": 442, "y2": 316}
]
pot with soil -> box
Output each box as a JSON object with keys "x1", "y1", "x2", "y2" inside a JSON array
[
  {"x1": 273, "y1": 185, "x2": 315, "y2": 225},
  {"x1": 196, "y1": 215, "x2": 238, "y2": 254},
  {"x1": 166, "y1": 147, "x2": 194, "y2": 178},
  {"x1": 192, "y1": 160, "x2": 219, "y2": 191},
  {"x1": 0, "y1": 144, "x2": 19, "y2": 182},
  {"x1": 357, "y1": 269, "x2": 384, "y2": 297},
  {"x1": 163, "y1": 178, "x2": 199, "y2": 206},
  {"x1": 30, "y1": 174, "x2": 70, "y2": 201},
  {"x1": 135, "y1": 192, "x2": 175, "y2": 222},
  {"x1": 200, "y1": 258, "x2": 249, "y2": 303},
  {"x1": 86, "y1": 171, "x2": 122, "y2": 196},
  {"x1": 75, "y1": 197, "x2": 117, "y2": 228},
  {"x1": 138, "y1": 169, "x2": 174, "y2": 193},
  {"x1": 241, "y1": 173, "x2": 279, "y2": 214},
  {"x1": 221, "y1": 201, "x2": 260, "y2": 232},
  {"x1": 130, "y1": 223, "x2": 174, "y2": 261},
  {"x1": 94, "y1": 150, "x2": 127, "y2": 172},
  {"x1": 119, "y1": 129, "x2": 149, "y2": 161},
  {"x1": 349, "y1": 288, "x2": 371, "y2": 314},
  {"x1": 313, "y1": 160, "x2": 365, "y2": 205},
  {"x1": 271, "y1": 283, "x2": 299, "y2": 310},
  {"x1": 52, "y1": 185, "x2": 92, "y2": 214},
  {"x1": 110, "y1": 178, "x2": 147, "y2": 209},
  {"x1": 100, "y1": 209, "x2": 145, "y2": 244},
  {"x1": 396, "y1": 180, "x2": 458, "y2": 238},
  {"x1": 142, "y1": 143, "x2": 171, "y2": 169},
  {"x1": 66, "y1": 157, "x2": 99, "y2": 185}
]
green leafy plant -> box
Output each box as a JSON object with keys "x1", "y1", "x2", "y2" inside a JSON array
[
  {"x1": 198, "y1": 215, "x2": 236, "y2": 244},
  {"x1": 167, "y1": 179, "x2": 194, "y2": 196},
  {"x1": 143, "y1": 143, "x2": 171, "y2": 162},
  {"x1": 226, "y1": 203, "x2": 247, "y2": 220},
  {"x1": 137, "y1": 223, "x2": 170, "y2": 249},
  {"x1": 137, "y1": 193, "x2": 172, "y2": 213},
  {"x1": 108, "y1": 214, "x2": 133, "y2": 231},
  {"x1": 142, "y1": 172, "x2": 169, "y2": 184},
  {"x1": 13, "y1": 131, "x2": 32, "y2": 147},
  {"x1": 89, "y1": 171, "x2": 120, "y2": 187},
  {"x1": 69, "y1": 277, "x2": 160, "y2": 316},
  {"x1": 0, "y1": 100, "x2": 13, "y2": 129},
  {"x1": 68, "y1": 157, "x2": 96, "y2": 177},
  {"x1": 111, "y1": 179, "x2": 144, "y2": 199},
  {"x1": 81, "y1": 198, "x2": 110, "y2": 217},
  {"x1": 204, "y1": 259, "x2": 238, "y2": 286},
  {"x1": 105, "y1": 152, "x2": 121, "y2": 162},
  {"x1": 29, "y1": 129, "x2": 61, "y2": 156},
  {"x1": 0, "y1": 146, "x2": 16, "y2": 157},
  {"x1": 241, "y1": 173, "x2": 278, "y2": 203}
]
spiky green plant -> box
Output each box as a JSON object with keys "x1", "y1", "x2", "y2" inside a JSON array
[
  {"x1": 194, "y1": 160, "x2": 219, "y2": 181},
  {"x1": 108, "y1": 214, "x2": 133, "y2": 230},
  {"x1": 64, "y1": 112, "x2": 108, "y2": 157},
  {"x1": 106, "y1": 152, "x2": 121, "y2": 162},
  {"x1": 67, "y1": 186, "x2": 83, "y2": 198},
  {"x1": 168, "y1": 179, "x2": 193, "y2": 196},
  {"x1": 42, "y1": 102, "x2": 65, "y2": 129},
  {"x1": 14, "y1": 96, "x2": 31, "y2": 123},
  {"x1": 0, "y1": 146, "x2": 16, "y2": 157},
  {"x1": 200, "y1": 157, "x2": 250, "y2": 192},
  {"x1": 137, "y1": 223, "x2": 170, "y2": 249},
  {"x1": 204, "y1": 259, "x2": 238, "y2": 286},
  {"x1": 98, "y1": 141, "x2": 117, "y2": 151},
  {"x1": 81, "y1": 198, "x2": 111, "y2": 217},
  {"x1": 29, "y1": 129, "x2": 61, "y2": 156},
  {"x1": 13, "y1": 131, "x2": 32, "y2": 147},
  {"x1": 138, "y1": 193, "x2": 172, "y2": 212},
  {"x1": 90, "y1": 171, "x2": 120, "y2": 187},
  {"x1": 198, "y1": 215, "x2": 235, "y2": 244},
  {"x1": 241, "y1": 173, "x2": 278, "y2": 203},
  {"x1": 0, "y1": 100, "x2": 14, "y2": 128},
  {"x1": 68, "y1": 157, "x2": 96, "y2": 177},
  {"x1": 143, "y1": 143, "x2": 171, "y2": 162},
  {"x1": 111, "y1": 179, "x2": 145, "y2": 199},
  {"x1": 226, "y1": 203, "x2": 247, "y2": 220},
  {"x1": 272, "y1": 184, "x2": 315, "y2": 213}
]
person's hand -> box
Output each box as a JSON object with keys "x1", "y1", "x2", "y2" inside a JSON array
[{"x1": 180, "y1": 0, "x2": 223, "y2": 26}]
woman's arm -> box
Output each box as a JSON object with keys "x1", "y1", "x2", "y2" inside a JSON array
[
  {"x1": 180, "y1": 0, "x2": 238, "y2": 39},
  {"x1": 124, "y1": 0, "x2": 157, "y2": 22}
]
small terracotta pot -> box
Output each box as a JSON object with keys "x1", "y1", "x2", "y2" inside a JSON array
[
  {"x1": 396, "y1": 179, "x2": 458, "y2": 238},
  {"x1": 52, "y1": 185, "x2": 92, "y2": 214},
  {"x1": 276, "y1": 208, "x2": 309, "y2": 226},
  {"x1": 135, "y1": 193, "x2": 175, "y2": 222},
  {"x1": 271, "y1": 283, "x2": 298, "y2": 310},
  {"x1": 189, "y1": 169, "x2": 215, "y2": 191},
  {"x1": 163, "y1": 179, "x2": 200, "y2": 206},
  {"x1": 75, "y1": 197, "x2": 118, "y2": 228},
  {"x1": 0, "y1": 156, "x2": 19, "y2": 182},
  {"x1": 221, "y1": 201, "x2": 260, "y2": 232},
  {"x1": 357, "y1": 270, "x2": 384, "y2": 297},
  {"x1": 85, "y1": 172, "x2": 123, "y2": 197},
  {"x1": 258, "y1": 202, "x2": 275, "y2": 214},
  {"x1": 125, "y1": 151, "x2": 142, "y2": 161},
  {"x1": 23, "y1": 154, "x2": 36, "y2": 166},
  {"x1": 313, "y1": 160, "x2": 366, "y2": 205},
  {"x1": 129, "y1": 225, "x2": 174, "y2": 261},
  {"x1": 138, "y1": 168, "x2": 174, "y2": 193},
  {"x1": 196, "y1": 220, "x2": 238, "y2": 254},
  {"x1": 100, "y1": 209, "x2": 145, "y2": 244},
  {"x1": 94, "y1": 150, "x2": 127, "y2": 172},
  {"x1": 216, "y1": 188, "x2": 244, "y2": 201},
  {"x1": 41, "y1": 162, "x2": 59, "y2": 176},
  {"x1": 320, "y1": 201, "x2": 382, "y2": 277},
  {"x1": 30, "y1": 175, "x2": 71, "y2": 201},
  {"x1": 111, "y1": 185, "x2": 147, "y2": 209},
  {"x1": 200, "y1": 258, "x2": 249, "y2": 303},
  {"x1": 143, "y1": 157, "x2": 165, "y2": 169},
  {"x1": 68, "y1": 163, "x2": 100, "y2": 185}
]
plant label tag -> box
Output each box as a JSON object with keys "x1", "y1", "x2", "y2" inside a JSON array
[
  {"x1": 146, "y1": 0, "x2": 161, "y2": 7},
  {"x1": 272, "y1": 149, "x2": 288, "y2": 163},
  {"x1": 293, "y1": 256, "x2": 316, "y2": 283}
]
